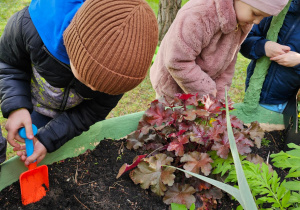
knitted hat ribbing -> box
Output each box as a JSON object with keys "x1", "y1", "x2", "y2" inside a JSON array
[
  {"x1": 240, "y1": 0, "x2": 289, "y2": 16},
  {"x1": 63, "y1": 0, "x2": 158, "y2": 95}
]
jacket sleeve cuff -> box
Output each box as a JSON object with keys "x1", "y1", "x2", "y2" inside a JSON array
[
  {"x1": 250, "y1": 39, "x2": 269, "y2": 59},
  {"x1": 36, "y1": 122, "x2": 62, "y2": 153},
  {"x1": 1, "y1": 96, "x2": 33, "y2": 118}
]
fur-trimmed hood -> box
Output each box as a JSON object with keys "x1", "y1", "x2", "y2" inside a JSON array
[
  {"x1": 214, "y1": 0, "x2": 237, "y2": 34},
  {"x1": 214, "y1": 0, "x2": 252, "y2": 34}
]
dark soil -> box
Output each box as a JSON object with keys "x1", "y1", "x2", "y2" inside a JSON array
[{"x1": 0, "y1": 130, "x2": 287, "y2": 210}]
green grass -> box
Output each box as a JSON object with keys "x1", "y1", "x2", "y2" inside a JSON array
[
  {"x1": 229, "y1": 53, "x2": 250, "y2": 103},
  {"x1": 0, "y1": 0, "x2": 31, "y2": 33},
  {"x1": 0, "y1": 0, "x2": 249, "y2": 160}
]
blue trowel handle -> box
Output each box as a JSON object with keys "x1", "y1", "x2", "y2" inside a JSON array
[{"x1": 18, "y1": 124, "x2": 38, "y2": 157}]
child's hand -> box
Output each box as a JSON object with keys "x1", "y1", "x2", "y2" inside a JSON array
[
  {"x1": 270, "y1": 51, "x2": 300, "y2": 67},
  {"x1": 5, "y1": 108, "x2": 33, "y2": 149},
  {"x1": 15, "y1": 137, "x2": 47, "y2": 165},
  {"x1": 265, "y1": 41, "x2": 290, "y2": 58}
]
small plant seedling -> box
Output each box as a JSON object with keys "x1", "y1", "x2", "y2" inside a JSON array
[
  {"x1": 116, "y1": 154, "x2": 123, "y2": 161},
  {"x1": 261, "y1": 138, "x2": 271, "y2": 147}
]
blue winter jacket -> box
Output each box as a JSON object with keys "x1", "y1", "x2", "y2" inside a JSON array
[
  {"x1": 29, "y1": 0, "x2": 85, "y2": 64},
  {"x1": 240, "y1": 0, "x2": 300, "y2": 105},
  {"x1": 0, "y1": 6, "x2": 122, "y2": 152}
]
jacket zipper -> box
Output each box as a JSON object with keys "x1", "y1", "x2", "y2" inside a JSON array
[
  {"x1": 42, "y1": 45, "x2": 71, "y2": 71},
  {"x1": 59, "y1": 78, "x2": 75, "y2": 111},
  {"x1": 42, "y1": 45, "x2": 74, "y2": 111}
]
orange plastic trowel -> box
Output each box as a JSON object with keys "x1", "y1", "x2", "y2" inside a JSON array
[{"x1": 19, "y1": 124, "x2": 49, "y2": 205}]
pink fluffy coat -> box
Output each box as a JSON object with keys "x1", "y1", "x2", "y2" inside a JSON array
[{"x1": 150, "y1": 0, "x2": 252, "y2": 101}]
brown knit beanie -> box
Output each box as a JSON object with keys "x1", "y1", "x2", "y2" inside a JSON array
[{"x1": 63, "y1": 0, "x2": 158, "y2": 95}]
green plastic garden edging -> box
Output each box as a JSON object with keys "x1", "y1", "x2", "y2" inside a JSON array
[
  {"x1": 231, "y1": 103, "x2": 284, "y2": 131},
  {"x1": 0, "y1": 111, "x2": 144, "y2": 192}
]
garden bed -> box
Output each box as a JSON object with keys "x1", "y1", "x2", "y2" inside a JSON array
[{"x1": 0, "y1": 129, "x2": 285, "y2": 210}]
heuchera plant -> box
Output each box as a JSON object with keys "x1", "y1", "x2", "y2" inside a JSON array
[{"x1": 117, "y1": 93, "x2": 264, "y2": 209}]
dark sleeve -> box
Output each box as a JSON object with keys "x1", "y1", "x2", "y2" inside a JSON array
[
  {"x1": 0, "y1": 127, "x2": 6, "y2": 164},
  {"x1": 0, "y1": 7, "x2": 33, "y2": 117},
  {"x1": 293, "y1": 63, "x2": 300, "y2": 71},
  {"x1": 36, "y1": 91, "x2": 123, "y2": 152},
  {"x1": 240, "y1": 17, "x2": 272, "y2": 60}
]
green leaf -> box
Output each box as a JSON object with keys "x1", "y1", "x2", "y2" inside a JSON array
[
  {"x1": 171, "y1": 203, "x2": 186, "y2": 210},
  {"x1": 259, "y1": 189, "x2": 271, "y2": 195},
  {"x1": 281, "y1": 191, "x2": 291, "y2": 208},
  {"x1": 271, "y1": 173, "x2": 279, "y2": 192},
  {"x1": 190, "y1": 203, "x2": 195, "y2": 210},
  {"x1": 224, "y1": 90, "x2": 257, "y2": 210},
  {"x1": 287, "y1": 158, "x2": 300, "y2": 167},
  {"x1": 286, "y1": 170, "x2": 300, "y2": 178},
  {"x1": 283, "y1": 181, "x2": 300, "y2": 191},
  {"x1": 289, "y1": 192, "x2": 300, "y2": 203},
  {"x1": 286, "y1": 150, "x2": 300, "y2": 158},
  {"x1": 236, "y1": 205, "x2": 243, "y2": 210},
  {"x1": 211, "y1": 153, "x2": 234, "y2": 176},
  {"x1": 276, "y1": 183, "x2": 286, "y2": 199},
  {"x1": 258, "y1": 197, "x2": 277, "y2": 203},
  {"x1": 225, "y1": 172, "x2": 238, "y2": 183},
  {"x1": 286, "y1": 143, "x2": 300, "y2": 150}
]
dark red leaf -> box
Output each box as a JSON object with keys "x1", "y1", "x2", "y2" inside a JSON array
[{"x1": 116, "y1": 154, "x2": 147, "y2": 178}]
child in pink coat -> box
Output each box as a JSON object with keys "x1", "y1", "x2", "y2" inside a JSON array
[{"x1": 150, "y1": 0, "x2": 289, "y2": 101}]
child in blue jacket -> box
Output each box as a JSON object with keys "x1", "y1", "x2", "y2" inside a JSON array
[
  {"x1": 241, "y1": 0, "x2": 300, "y2": 113},
  {"x1": 0, "y1": 0, "x2": 158, "y2": 164}
]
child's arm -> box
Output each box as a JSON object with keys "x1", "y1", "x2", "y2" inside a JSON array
[
  {"x1": 0, "y1": 8, "x2": 33, "y2": 119},
  {"x1": 0, "y1": 8, "x2": 50, "y2": 164},
  {"x1": 240, "y1": 17, "x2": 272, "y2": 59},
  {"x1": 34, "y1": 93, "x2": 122, "y2": 153},
  {"x1": 15, "y1": 91, "x2": 121, "y2": 166}
]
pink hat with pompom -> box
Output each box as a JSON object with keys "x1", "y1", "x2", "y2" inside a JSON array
[{"x1": 241, "y1": 0, "x2": 289, "y2": 16}]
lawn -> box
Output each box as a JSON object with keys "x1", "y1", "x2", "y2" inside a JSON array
[{"x1": 0, "y1": 0, "x2": 249, "y2": 160}]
